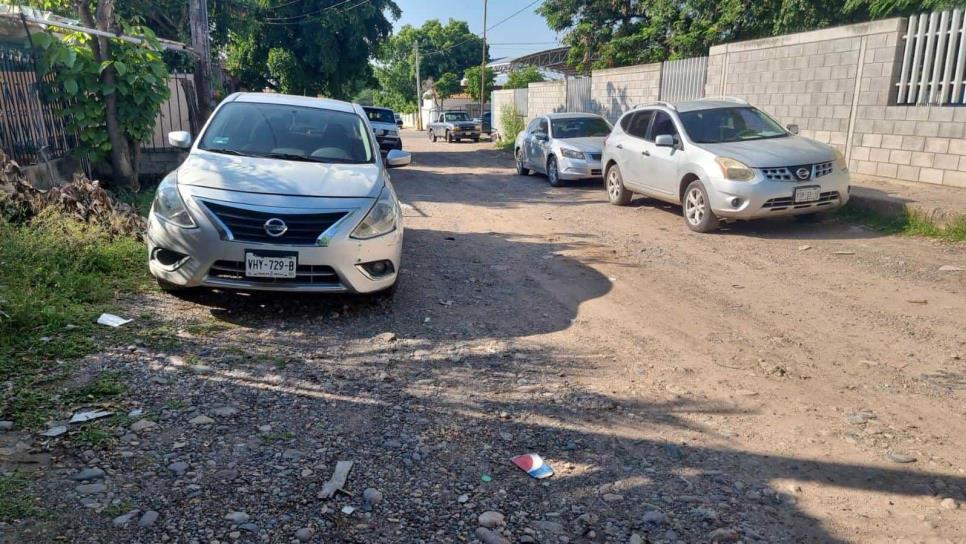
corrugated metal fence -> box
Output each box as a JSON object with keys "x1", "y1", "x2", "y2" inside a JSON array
[
  {"x1": 895, "y1": 9, "x2": 966, "y2": 105},
  {"x1": 659, "y1": 56, "x2": 708, "y2": 102},
  {"x1": 566, "y1": 76, "x2": 592, "y2": 112}
]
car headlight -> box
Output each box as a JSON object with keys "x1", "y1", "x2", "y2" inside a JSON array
[
  {"x1": 833, "y1": 148, "x2": 848, "y2": 171},
  {"x1": 351, "y1": 186, "x2": 399, "y2": 239},
  {"x1": 151, "y1": 177, "x2": 196, "y2": 228},
  {"x1": 715, "y1": 157, "x2": 756, "y2": 182},
  {"x1": 560, "y1": 148, "x2": 586, "y2": 160}
]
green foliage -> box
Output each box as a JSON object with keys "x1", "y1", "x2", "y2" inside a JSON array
[
  {"x1": 434, "y1": 72, "x2": 461, "y2": 101},
  {"x1": 32, "y1": 28, "x2": 169, "y2": 163},
  {"x1": 838, "y1": 206, "x2": 966, "y2": 241},
  {"x1": 463, "y1": 66, "x2": 495, "y2": 102},
  {"x1": 225, "y1": 0, "x2": 400, "y2": 99},
  {"x1": 537, "y1": 0, "x2": 963, "y2": 71},
  {"x1": 504, "y1": 66, "x2": 545, "y2": 89},
  {"x1": 0, "y1": 211, "x2": 146, "y2": 426},
  {"x1": 498, "y1": 104, "x2": 525, "y2": 151},
  {"x1": 375, "y1": 19, "x2": 487, "y2": 112}
]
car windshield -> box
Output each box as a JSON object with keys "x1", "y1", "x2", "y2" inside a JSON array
[
  {"x1": 364, "y1": 107, "x2": 395, "y2": 124},
  {"x1": 444, "y1": 112, "x2": 470, "y2": 122},
  {"x1": 198, "y1": 102, "x2": 374, "y2": 164},
  {"x1": 551, "y1": 117, "x2": 611, "y2": 139},
  {"x1": 678, "y1": 107, "x2": 787, "y2": 143}
]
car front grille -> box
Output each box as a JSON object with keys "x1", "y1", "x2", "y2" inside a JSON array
[
  {"x1": 762, "y1": 191, "x2": 840, "y2": 211},
  {"x1": 208, "y1": 260, "x2": 341, "y2": 285},
  {"x1": 202, "y1": 201, "x2": 347, "y2": 246},
  {"x1": 761, "y1": 161, "x2": 836, "y2": 182}
]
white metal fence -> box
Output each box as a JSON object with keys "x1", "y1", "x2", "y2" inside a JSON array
[
  {"x1": 566, "y1": 77, "x2": 592, "y2": 112},
  {"x1": 659, "y1": 56, "x2": 708, "y2": 102},
  {"x1": 896, "y1": 9, "x2": 966, "y2": 105}
]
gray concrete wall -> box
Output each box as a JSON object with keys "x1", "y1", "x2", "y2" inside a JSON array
[
  {"x1": 526, "y1": 81, "x2": 566, "y2": 120},
  {"x1": 139, "y1": 150, "x2": 186, "y2": 177},
  {"x1": 491, "y1": 89, "x2": 515, "y2": 137},
  {"x1": 590, "y1": 63, "x2": 662, "y2": 123}
]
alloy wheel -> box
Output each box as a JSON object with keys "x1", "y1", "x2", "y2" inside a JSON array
[
  {"x1": 685, "y1": 187, "x2": 706, "y2": 226},
  {"x1": 548, "y1": 159, "x2": 558, "y2": 185},
  {"x1": 607, "y1": 169, "x2": 622, "y2": 200}
]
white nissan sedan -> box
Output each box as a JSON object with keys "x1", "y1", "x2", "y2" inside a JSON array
[{"x1": 147, "y1": 93, "x2": 411, "y2": 294}]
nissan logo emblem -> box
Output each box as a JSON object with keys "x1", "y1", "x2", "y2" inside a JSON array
[
  {"x1": 795, "y1": 167, "x2": 811, "y2": 180},
  {"x1": 263, "y1": 217, "x2": 288, "y2": 237}
]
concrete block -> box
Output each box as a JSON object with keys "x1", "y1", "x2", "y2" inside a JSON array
[
  {"x1": 875, "y1": 162, "x2": 899, "y2": 178},
  {"x1": 889, "y1": 149, "x2": 912, "y2": 165},
  {"x1": 924, "y1": 137, "x2": 950, "y2": 154},
  {"x1": 910, "y1": 151, "x2": 934, "y2": 168},
  {"x1": 897, "y1": 165, "x2": 920, "y2": 181},
  {"x1": 933, "y1": 153, "x2": 959, "y2": 170},
  {"x1": 900, "y1": 136, "x2": 925, "y2": 151},
  {"x1": 919, "y1": 167, "x2": 944, "y2": 184}
]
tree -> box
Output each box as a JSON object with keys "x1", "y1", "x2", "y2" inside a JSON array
[
  {"x1": 433, "y1": 72, "x2": 461, "y2": 108},
  {"x1": 537, "y1": 0, "x2": 958, "y2": 72},
  {"x1": 504, "y1": 66, "x2": 544, "y2": 89},
  {"x1": 32, "y1": 4, "x2": 170, "y2": 191},
  {"x1": 374, "y1": 19, "x2": 487, "y2": 112},
  {"x1": 462, "y1": 66, "x2": 495, "y2": 102}
]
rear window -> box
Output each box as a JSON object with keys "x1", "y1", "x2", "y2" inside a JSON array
[
  {"x1": 199, "y1": 102, "x2": 374, "y2": 164},
  {"x1": 364, "y1": 107, "x2": 395, "y2": 124}
]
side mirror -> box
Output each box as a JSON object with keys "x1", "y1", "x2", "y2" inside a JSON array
[
  {"x1": 385, "y1": 149, "x2": 412, "y2": 168},
  {"x1": 168, "y1": 131, "x2": 192, "y2": 149},
  {"x1": 655, "y1": 134, "x2": 675, "y2": 147},
  {"x1": 534, "y1": 132, "x2": 549, "y2": 142},
  {"x1": 396, "y1": 119, "x2": 403, "y2": 127},
  {"x1": 786, "y1": 124, "x2": 800, "y2": 135}
]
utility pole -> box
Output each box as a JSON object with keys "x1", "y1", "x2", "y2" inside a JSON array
[
  {"x1": 189, "y1": 0, "x2": 213, "y2": 123},
  {"x1": 479, "y1": 0, "x2": 487, "y2": 122},
  {"x1": 414, "y1": 39, "x2": 422, "y2": 131}
]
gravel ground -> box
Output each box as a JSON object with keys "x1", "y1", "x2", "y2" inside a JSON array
[{"x1": 3, "y1": 130, "x2": 965, "y2": 543}]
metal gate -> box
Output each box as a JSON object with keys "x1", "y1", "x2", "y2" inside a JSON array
[
  {"x1": 659, "y1": 56, "x2": 708, "y2": 102},
  {"x1": 566, "y1": 76, "x2": 592, "y2": 112},
  {"x1": 512, "y1": 88, "x2": 528, "y2": 117}
]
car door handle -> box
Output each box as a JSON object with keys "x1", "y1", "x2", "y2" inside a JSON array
[
  {"x1": 616, "y1": 144, "x2": 623, "y2": 150},
  {"x1": 642, "y1": 150, "x2": 650, "y2": 156}
]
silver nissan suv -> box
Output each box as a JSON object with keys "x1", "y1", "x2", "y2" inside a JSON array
[{"x1": 601, "y1": 97, "x2": 850, "y2": 232}]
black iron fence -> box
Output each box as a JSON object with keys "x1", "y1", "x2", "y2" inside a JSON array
[{"x1": 0, "y1": 44, "x2": 74, "y2": 166}]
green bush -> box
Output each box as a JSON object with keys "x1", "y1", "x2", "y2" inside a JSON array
[
  {"x1": 497, "y1": 104, "x2": 525, "y2": 151},
  {"x1": 0, "y1": 211, "x2": 146, "y2": 401}
]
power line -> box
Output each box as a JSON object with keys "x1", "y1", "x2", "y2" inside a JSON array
[
  {"x1": 420, "y1": 0, "x2": 545, "y2": 58},
  {"x1": 262, "y1": 0, "x2": 366, "y2": 23}
]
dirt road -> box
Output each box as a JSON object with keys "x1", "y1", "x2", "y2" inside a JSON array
[{"x1": 10, "y1": 130, "x2": 966, "y2": 543}]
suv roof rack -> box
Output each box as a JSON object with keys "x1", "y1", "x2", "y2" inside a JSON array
[
  {"x1": 633, "y1": 101, "x2": 677, "y2": 111},
  {"x1": 698, "y1": 96, "x2": 749, "y2": 105}
]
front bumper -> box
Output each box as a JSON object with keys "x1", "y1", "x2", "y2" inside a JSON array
[
  {"x1": 146, "y1": 186, "x2": 402, "y2": 293},
  {"x1": 558, "y1": 155, "x2": 604, "y2": 180},
  {"x1": 377, "y1": 136, "x2": 402, "y2": 151},
  {"x1": 708, "y1": 169, "x2": 851, "y2": 220},
  {"x1": 450, "y1": 129, "x2": 480, "y2": 139}
]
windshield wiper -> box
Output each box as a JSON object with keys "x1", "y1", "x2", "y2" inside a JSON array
[
  {"x1": 261, "y1": 152, "x2": 324, "y2": 162},
  {"x1": 201, "y1": 147, "x2": 249, "y2": 156}
]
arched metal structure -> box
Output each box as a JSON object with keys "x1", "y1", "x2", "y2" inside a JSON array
[{"x1": 488, "y1": 47, "x2": 577, "y2": 76}]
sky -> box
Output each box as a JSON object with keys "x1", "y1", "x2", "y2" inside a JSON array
[{"x1": 390, "y1": 0, "x2": 562, "y2": 61}]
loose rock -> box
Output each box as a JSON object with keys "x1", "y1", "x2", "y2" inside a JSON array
[
  {"x1": 225, "y1": 511, "x2": 250, "y2": 524},
  {"x1": 138, "y1": 510, "x2": 159, "y2": 528},
  {"x1": 478, "y1": 511, "x2": 505, "y2": 528}
]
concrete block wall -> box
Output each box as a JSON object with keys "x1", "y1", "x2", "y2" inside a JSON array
[
  {"x1": 849, "y1": 22, "x2": 966, "y2": 188},
  {"x1": 527, "y1": 81, "x2": 566, "y2": 120},
  {"x1": 491, "y1": 89, "x2": 515, "y2": 136},
  {"x1": 590, "y1": 63, "x2": 662, "y2": 123},
  {"x1": 139, "y1": 149, "x2": 186, "y2": 176}
]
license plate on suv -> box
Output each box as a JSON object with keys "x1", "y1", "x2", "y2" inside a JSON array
[
  {"x1": 794, "y1": 186, "x2": 821, "y2": 203},
  {"x1": 245, "y1": 250, "x2": 297, "y2": 278}
]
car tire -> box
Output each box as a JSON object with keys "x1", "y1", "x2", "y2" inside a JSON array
[
  {"x1": 429, "y1": 130, "x2": 437, "y2": 143},
  {"x1": 683, "y1": 180, "x2": 720, "y2": 233},
  {"x1": 605, "y1": 164, "x2": 632, "y2": 206},
  {"x1": 515, "y1": 148, "x2": 530, "y2": 176},
  {"x1": 472, "y1": 136, "x2": 480, "y2": 143},
  {"x1": 446, "y1": 131, "x2": 453, "y2": 143},
  {"x1": 547, "y1": 156, "x2": 564, "y2": 187}
]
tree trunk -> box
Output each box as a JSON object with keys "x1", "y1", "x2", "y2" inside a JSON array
[{"x1": 77, "y1": 0, "x2": 139, "y2": 191}]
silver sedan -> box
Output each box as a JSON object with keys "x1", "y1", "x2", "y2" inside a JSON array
[
  {"x1": 147, "y1": 92, "x2": 411, "y2": 294},
  {"x1": 513, "y1": 113, "x2": 611, "y2": 186}
]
